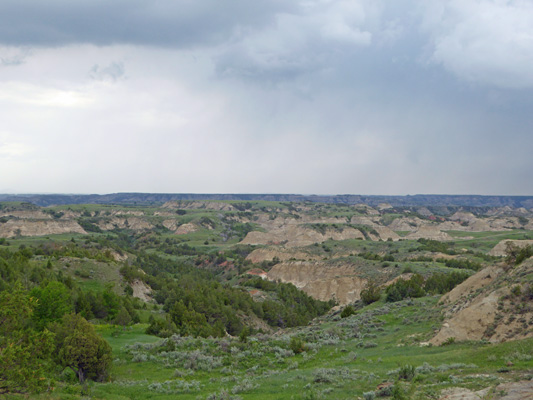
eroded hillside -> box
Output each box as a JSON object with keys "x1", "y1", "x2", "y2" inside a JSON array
[
  {"x1": 1, "y1": 198, "x2": 533, "y2": 399},
  {"x1": 1, "y1": 199, "x2": 532, "y2": 334}
]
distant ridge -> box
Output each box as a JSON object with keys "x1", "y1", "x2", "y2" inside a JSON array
[{"x1": 1, "y1": 193, "x2": 532, "y2": 208}]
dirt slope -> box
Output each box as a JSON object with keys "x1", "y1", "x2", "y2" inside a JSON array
[
  {"x1": 489, "y1": 239, "x2": 533, "y2": 257},
  {"x1": 246, "y1": 247, "x2": 322, "y2": 263},
  {"x1": 430, "y1": 260, "x2": 533, "y2": 345},
  {"x1": 240, "y1": 226, "x2": 365, "y2": 247},
  {"x1": 0, "y1": 219, "x2": 87, "y2": 238},
  {"x1": 439, "y1": 381, "x2": 533, "y2": 400},
  {"x1": 97, "y1": 217, "x2": 154, "y2": 231},
  {"x1": 406, "y1": 225, "x2": 453, "y2": 241},
  {"x1": 267, "y1": 261, "x2": 367, "y2": 304},
  {"x1": 162, "y1": 220, "x2": 198, "y2": 234},
  {"x1": 0, "y1": 210, "x2": 52, "y2": 219},
  {"x1": 131, "y1": 279, "x2": 152, "y2": 302}
]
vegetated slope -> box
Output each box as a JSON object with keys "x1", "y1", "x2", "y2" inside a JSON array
[
  {"x1": 92, "y1": 295, "x2": 533, "y2": 400},
  {"x1": 431, "y1": 256, "x2": 533, "y2": 345}
]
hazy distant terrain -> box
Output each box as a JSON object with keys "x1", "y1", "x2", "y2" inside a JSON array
[{"x1": 1, "y1": 193, "x2": 533, "y2": 208}]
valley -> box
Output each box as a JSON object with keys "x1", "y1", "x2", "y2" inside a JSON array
[{"x1": 0, "y1": 198, "x2": 532, "y2": 399}]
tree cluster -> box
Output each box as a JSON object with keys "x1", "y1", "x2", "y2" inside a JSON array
[
  {"x1": 0, "y1": 285, "x2": 112, "y2": 394},
  {"x1": 385, "y1": 272, "x2": 470, "y2": 302}
]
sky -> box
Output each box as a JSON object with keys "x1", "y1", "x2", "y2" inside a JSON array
[{"x1": 0, "y1": 0, "x2": 532, "y2": 196}]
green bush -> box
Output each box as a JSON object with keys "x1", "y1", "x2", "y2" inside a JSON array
[
  {"x1": 392, "y1": 383, "x2": 409, "y2": 400},
  {"x1": 398, "y1": 364, "x2": 416, "y2": 381},
  {"x1": 444, "y1": 259, "x2": 482, "y2": 271},
  {"x1": 341, "y1": 305, "x2": 356, "y2": 318},
  {"x1": 289, "y1": 336, "x2": 306, "y2": 354},
  {"x1": 386, "y1": 274, "x2": 425, "y2": 302},
  {"x1": 442, "y1": 337, "x2": 456, "y2": 346},
  {"x1": 360, "y1": 280, "x2": 381, "y2": 305},
  {"x1": 505, "y1": 244, "x2": 533, "y2": 265},
  {"x1": 424, "y1": 271, "x2": 470, "y2": 294},
  {"x1": 363, "y1": 391, "x2": 376, "y2": 400}
]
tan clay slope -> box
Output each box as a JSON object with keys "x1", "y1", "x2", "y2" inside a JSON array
[
  {"x1": 240, "y1": 226, "x2": 365, "y2": 247},
  {"x1": 489, "y1": 239, "x2": 533, "y2": 257},
  {"x1": 0, "y1": 219, "x2": 87, "y2": 238},
  {"x1": 439, "y1": 381, "x2": 533, "y2": 400},
  {"x1": 430, "y1": 259, "x2": 533, "y2": 345},
  {"x1": 267, "y1": 261, "x2": 367, "y2": 305},
  {"x1": 372, "y1": 226, "x2": 401, "y2": 241},
  {"x1": 97, "y1": 217, "x2": 154, "y2": 231},
  {"x1": 406, "y1": 225, "x2": 453, "y2": 241},
  {"x1": 131, "y1": 279, "x2": 153, "y2": 302},
  {"x1": 0, "y1": 210, "x2": 52, "y2": 219},
  {"x1": 162, "y1": 220, "x2": 198, "y2": 235},
  {"x1": 246, "y1": 247, "x2": 322, "y2": 263}
]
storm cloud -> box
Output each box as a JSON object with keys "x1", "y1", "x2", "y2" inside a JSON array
[
  {"x1": 0, "y1": 0, "x2": 531, "y2": 195},
  {"x1": 0, "y1": 1, "x2": 292, "y2": 47}
]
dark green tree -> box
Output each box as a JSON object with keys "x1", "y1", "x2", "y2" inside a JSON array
[
  {"x1": 340, "y1": 305, "x2": 356, "y2": 318},
  {"x1": 31, "y1": 281, "x2": 72, "y2": 330},
  {"x1": 360, "y1": 280, "x2": 381, "y2": 305},
  {"x1": 52, "y1": 314, "x2": 112, "y2": 383},
  {"x1": 0, "y1": 284, "x2": 54, "y2": 394},
  {"x1": 114, "y1": 306, "x2": 132, "y2": 328}
]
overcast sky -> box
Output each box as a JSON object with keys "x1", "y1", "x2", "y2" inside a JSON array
[{"x1": 1, "y1": 0, "x2": 532, "y2": 195}]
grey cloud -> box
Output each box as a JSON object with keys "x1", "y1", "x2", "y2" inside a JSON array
[
  {"x1": 3, "y1": 0, "x2": 533, "y2": 92},
  {"x1": 420, "y1": 0, "x2": 533, "y2": 89},
  {"x1": 214, "y1": 1, "x2": 380, "y2": 82},
  {"x1": 0, "y1": 48, "x2": 30, "y2": 66},
  {"x1": 1, "y1": 1, "x2": 532, "y2": 195},
  {"x1": 89, "y1": 62, "x2": 125, "y2": 81},
  {"x1": 214, "y1": 43, "x2": 321, "y2": 83},
  {"x1": 1, "y1": 55, "x2": 25, "y2": 66},
  {"x1": 0, "y1": 0, "x2": 293, "y2": 48}
]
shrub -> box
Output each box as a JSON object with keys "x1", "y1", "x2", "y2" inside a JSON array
[
  {"x1": 363, "y1": 391, "x2": 376, "y2": 400},
  {"x1": 524, "y1": 285, "x2": 533, "y2": 300},
  {"x1": 398, "y1": 364, "x2": 416, "y2": 381},
  {"x1": 205, "y1": 389, "x2": 242, "y2": 400},
  {"x1": 385, "y1": 274, "x2": 425, "y2": 302},
  {"x1": 444, "y1": 259, "x2": 482, "y2": 271},
  {"x1": 289, "y1": 336, "x2": 306, "y2": 354},
  {"x1": 312, "y1": 368, "x2": 336, "y2": 383},
  {"x1": 231, "y1": 379, "x2": 257, "y2": 394},
  {"x1": 511, "y1": 285, "x2": 522, "y2": 297},
  {"x1": 360, "y1": 281, "x2": 381, "y2": 305},
  {"x1": 442, "y1": 337, "x2": 456, "y2": 346},
  {"x1": 376, "y1": 384, "x2": 394, "y2": 397},
  {"x1": 391, "y1": 383, "x2": 409, "y2": 400},
  {"x1": 424, "y1": 271, "x2": 470, "y2": 294},
  {"x1": 341, "y1": 305, "x2": 356, "y2": 318},
  {"x1": 505, "y1": 244, "x2": 533, "y2": 265}
]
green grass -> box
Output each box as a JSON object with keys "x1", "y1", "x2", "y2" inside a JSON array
[
  {"x1": 445, "y1": 230, "x2": 533, "y2": 253},
  {"x1": 35, "y1": 296, "x2": 533, "y2": 400}
]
